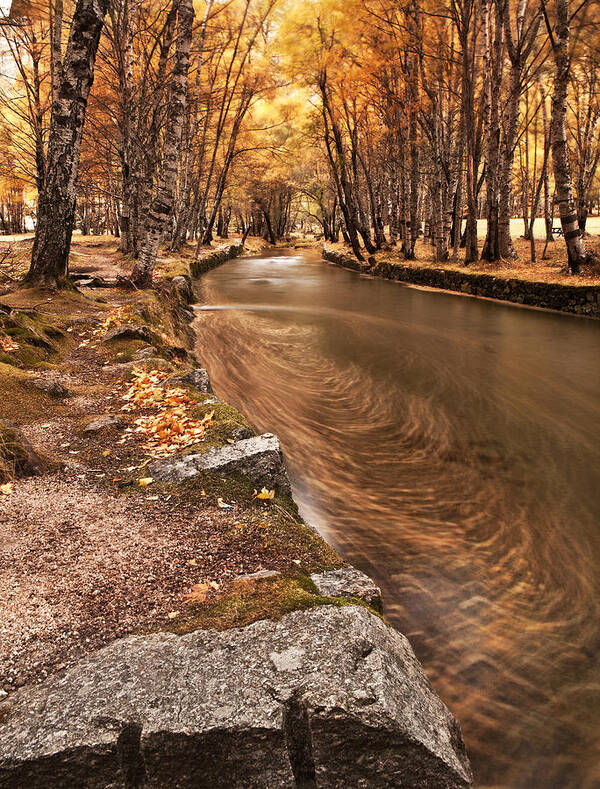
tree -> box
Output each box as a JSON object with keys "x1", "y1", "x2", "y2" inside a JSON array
[
  {"x1": 543, "y1": 0, "x2": 589, "y2": 273},
  {"x1": 23, "y1": 0, "x2": 109, "y2": 288},
  {"x1": 130, "y1": 0, "x2": 195, "y2": 288}
]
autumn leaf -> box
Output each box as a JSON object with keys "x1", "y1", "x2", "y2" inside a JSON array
[
  {"x1": 138, "y1": 477, "x2": 154, "y2": 486},
  {"x1": 254, "y1": 487, "x2": 275, "y2": 500},
  {"x1": 217, "y1": 497, "x2": 232, "y2": 508},
  {"x1": 184, "y1": 582, "x2": 209, "y2": 602},
  {"x1": 0, "y1": 482, "x2": 13, "y2": 495}
]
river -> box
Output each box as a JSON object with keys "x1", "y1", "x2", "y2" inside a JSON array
[{"x1": 193, "y1": 248, "x2": 600, "y2": 788}]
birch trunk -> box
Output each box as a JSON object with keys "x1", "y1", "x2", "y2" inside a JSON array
[
  {"x1": 548, "y1": 0, "x2": 588, "y2": 272},
  {"x1": 24, "y1": 0, "x2": 109, "y2": 288},
  {"x1": 131, "y1": 0, "x2": 194, "y2": 288},
  {"x1": 481, "y1": 0, "x2": 504, "y2": 261}
]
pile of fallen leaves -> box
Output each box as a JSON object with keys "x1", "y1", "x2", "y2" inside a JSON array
[
  {"x1": 121, "y1": 367, "x2": 213, "y2": 458},
  {"x1": 77, "y1": 305, "x2": 139, "y2": 349},
  {"x1": 0, "y1": 334, "x2": 18, "y2": 353}
]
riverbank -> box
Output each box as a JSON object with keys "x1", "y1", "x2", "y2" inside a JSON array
[
  {"x1": 323, "y1": 242, "x2": 600, "y2": 317},
  {"x1": 0, "y1": 237, "x2": 472, "y2": 786}
]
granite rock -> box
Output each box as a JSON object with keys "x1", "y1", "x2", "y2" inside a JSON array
[
  {"x1": 149, "y1": 433, "x2": 291, "y2": 494},
  {"x1": 0, "y1": 606, "x2": 472, "y2": 788}
]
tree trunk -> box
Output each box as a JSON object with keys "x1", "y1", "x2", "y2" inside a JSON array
[
  {"x1": 131, "y1": 0, "x2": 194, "y2": 288},
  {"x1": 482, "y1": 0, "x2": 504, "y2": 262},
  {"x1": 24, "y1": 0, "x2": 109, "y2": 288},
  {"x1": 547, "y1": 0, "x2": 588, "y2": 272}
]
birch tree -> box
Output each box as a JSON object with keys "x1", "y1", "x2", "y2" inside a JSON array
[
  {"x1": 543, "y1": 0, "x2": 589, "y2": 272},
  {"x1": 130, "y1": 0, "x2": 194, "y2": 288},
  {"x1": 24, "y1": 0, "x2": 109, "y2": 287}
]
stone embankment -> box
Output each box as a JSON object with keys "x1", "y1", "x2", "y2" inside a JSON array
[{"x1": 323, "y1": 245, "x2": 600, "y2": 317}]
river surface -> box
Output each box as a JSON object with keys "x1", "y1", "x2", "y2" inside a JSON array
[{"x1": 193, "y1": 248, "x2": 600, "y2": 788}]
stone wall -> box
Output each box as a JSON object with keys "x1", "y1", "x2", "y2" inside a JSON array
[
  {"x1": 323, "y1": 246, "x2": 600, "y2": 318},
  {"x1": 190, "y1": 243, "x2": 243, "y2": 277}
]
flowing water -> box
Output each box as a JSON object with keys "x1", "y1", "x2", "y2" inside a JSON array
[{"x1": 193, "y1": 248, "x2": 600, "y2": 788}]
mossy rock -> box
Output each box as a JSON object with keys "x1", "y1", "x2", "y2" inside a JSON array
[{"x1": 0, "y1": 419, "x2": 45, "y2": 483}]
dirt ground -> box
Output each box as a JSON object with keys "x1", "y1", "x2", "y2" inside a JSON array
[{"x1": 0, "y1": 238, "x2": 340, "y2": 693}]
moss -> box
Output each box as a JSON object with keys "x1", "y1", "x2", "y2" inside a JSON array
[
  {"x1": 159, "y1": 574, "x2": 372, "y2": 634},
  {"x1": 155, "y1": 258, "x2": 192, "y2": 280},
  {"x1": 188, "y1": 401, "x2": 252, "y2": 450},
  {"x1": 0, "y1": 362, "x2": 68, "y2": 422},
  {"x1": 0, "y1": 307, "x2": 72, "y2": 370}
]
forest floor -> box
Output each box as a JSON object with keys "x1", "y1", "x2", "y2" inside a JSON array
[{"x1": 0, "y1": 236, "x2": 342, "y2": 694}]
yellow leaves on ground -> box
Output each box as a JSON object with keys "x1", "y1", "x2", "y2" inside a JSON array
[
  {"x1": 184, "y1": 580, "x2": 219, "y2": 603},
  {"x1": 78, "y1": 305, "x2": 138, "y2": 348},
  {"x1": 0, "y1": 334, "x2": 18, "y2": 353},
  {"x1": 138, "y1": 477, "x2": 154, "y2": 486},
  {"x1": 254, "y1": 487, "x2": 275, "y2": 500},
  {"x1": 0, "y1": 482, "x2": 13, "y2": 495},
  {"x1": 121, "y1": 367, "x2": 214, "y2": 458}
]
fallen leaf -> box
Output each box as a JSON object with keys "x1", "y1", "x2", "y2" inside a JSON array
[
  {"x1": 254, "y1": 488, "x2": 275, "y2": 500},
  {"x1": 138, "y1": 477, "x2": 154, "y2": 486},
  {"x1": 185, "y1": 582, "x2": 209, "y2": 602},
  {"x1": 217, "y1": 497, "x2": 232, "y2": 508},
  {"x1": 167, "y1": 611, "x2": 179, "y2": 620},
  {"x1": 102, "y1": 449, "x2": 111, "y2": 457},
  {"x1": 0, "y1": 483, "x2": 13, "y2": 495}
]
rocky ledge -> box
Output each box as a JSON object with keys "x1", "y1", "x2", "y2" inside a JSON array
[{"x1": 0, "y1": 605, "x2": 472, "y2": 788}]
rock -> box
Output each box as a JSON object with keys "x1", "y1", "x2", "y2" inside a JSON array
[
  {"x1": 149, "y1": 433, "x2": 291, "y2": 494},
  {"x1": 0, "y1": 606, "x2": 471, "y2": 788},
  {"x1": 234, "y1": 569, "x2": 281, "y2": 583},
  {"x1": 82, "y1": 415, "x2": 124, "y2": 435},
  {"x1": 102, "y1": 324, "x2": 152, "y2": 344},
  {"x1": 133, "y1": 347, "x2": 156, "y2": 360},
  {"x1": 177, "y1": 367, "x2": 213, "y2": 392},
  {"x1": 231, "y1": 425, "x2": 253, "y2": 441},
  {"x1": 31, "y1": 377, "x2": 73, "y2": 399},
  {"x1": 170, "y1": 275, "x2": 195, "y2": 305},
  {"x1": 201, "y1": 395, "x2": 221, "y2": 405},
  {"x1": 311, "y1": 566, "x2": 383, "y2": 611},
  {"x1": 0, "y1": 420, "x2": 45, "y2": 482}
]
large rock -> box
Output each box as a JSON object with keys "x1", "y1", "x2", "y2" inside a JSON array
[
  {"x1": 167, "y1": 367, "x2": 213, "y2": 393},
  {"x1": 149, "y1": 433, "x2": 291, "y2": 494},
  {"x1": 31, "y1": 377, "x2": 73, "y2": 399},
  {"x1": 102, "y1": 324, "x2": 152, "y2": 344},
  {"x1": 170, "y1": 275, "x2": 195, "y2": 305},
  {"x1": 0, "y1": 606, "x2": 472, "y2": 788},
  {"x1": 0, "y1": 420, "x2": 45, "y2": 482},
  {"x1": 311, "y1": 566, "x2": 383, "y2": 611},
  {"x1": 83, "y1": 415, "x2": 124, "y2": 435}
]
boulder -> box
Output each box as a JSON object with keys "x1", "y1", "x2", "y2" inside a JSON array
[
  {"x1": 170, "y1": 275, "x2": 195, "y2": 305},
  {"x1": 149, "y1": 433, "x2": 290, "y2": 494},
  {"x1": 83, "y1": 415, "x2": 124, "y2": 435},
  {"x1": 31, "y1": 377, "x2": 73, "y2": 399},
  {"x1": 0, "y1": 420, "x2": 45, "y2": 482},
  {"x1": 0, "y1": 606, "x2": 472, "y2": 788},
  {"x1": 167, "y1": 367, "x2": 213, "y2": 393},
  {"x1": 311, "y1": 566, "x2": 383, "y2": 611},
  {"x1": 102, "y1": 324, "x2": 152, "y2": 344}
]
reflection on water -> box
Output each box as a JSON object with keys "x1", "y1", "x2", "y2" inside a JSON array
[{"x1": 193, "y1": 249, "x2": 600, "y2": 788}]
